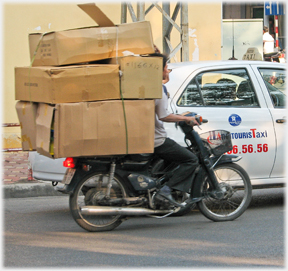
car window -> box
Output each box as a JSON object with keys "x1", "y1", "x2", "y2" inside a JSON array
[
  {"x1": 177, "y1": 68, "x2": 259, "y2": 107},
  {"x1": 258, "y1": 68, "x2": 286, "y2": 108}
]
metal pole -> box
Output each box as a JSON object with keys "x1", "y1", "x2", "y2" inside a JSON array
[
  {"x1": 127, "y1": 3, "x2": 137, "y2": 22},
  {"x1": 167, "y1": 3, "x2": 181, "y2": 36},
  {"x1": 275, "y1": 15, "x2": 279, "y2": 49},
  {"x1": 121, "y1": 2, "x2": 127, "y2": 23},
  {"x1": 163, "y1": 2, "x2": 170, "y2": 55},
  {"x1": 181, "y1": 2, "x2": 189, "y2": 61},
  {"x1": 120, "y1": 1, "x2": 189, "y2": 62},
  {"x1": 137, "y1": 2, "x2": 145, "y2": 21}
]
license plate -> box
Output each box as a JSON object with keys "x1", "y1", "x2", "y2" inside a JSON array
[{"x1": 62, "y1": 168, "x2": 76, "y2": 184}]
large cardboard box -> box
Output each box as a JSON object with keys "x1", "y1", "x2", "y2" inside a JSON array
[
  {"x1": 29, "y1": 3, "x2": 155, "y2": 67},
  {"x1": 36, "y1": 100, "x2": 155, "y2": 158},
  {"x1": 15, "y1": 65, "x2": 120, "y2": 103},
  {"x1": 15, "y1": 101, "x2": 38, "y2": 151},
  {"x1": 15, "y1": 57, "x2": 162, "y2": 103}
]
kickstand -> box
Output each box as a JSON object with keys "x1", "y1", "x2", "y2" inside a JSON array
[{"x1": 147, "y1": 207, "x2": 180, "y2": 219}]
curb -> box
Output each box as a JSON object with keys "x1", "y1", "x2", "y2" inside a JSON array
[{"x1": 3, "y1": 183, "x2": 65, "y2": 199}]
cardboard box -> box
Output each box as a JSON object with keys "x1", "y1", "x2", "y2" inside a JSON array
[
  {"x1": 15, "y1": 56, "x2": 162, "y2": 103},
  {"x1": 15, "y1": 101, "x2": 38, "y2": 151},
  {"x1": 36, "y1": 100, "x2": 155, "y2": 158},
  {"x1": 29, "y1": 3, "x2": 155, "y2": 66},
  {"x1": 15, "y1": 65, "x2": 120, "y2": 103},
  {"x1": 111, "y1": 56, "x2": 162, "y2": 99}
]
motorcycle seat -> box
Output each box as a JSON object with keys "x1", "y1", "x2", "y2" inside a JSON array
[{"x1": 128, "y1": 153, "x2": 154, "y2": 162}]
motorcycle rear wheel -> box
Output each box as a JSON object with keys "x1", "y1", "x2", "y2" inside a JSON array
[
  {"x1": 69, "y1": 172, "x2": 127, "y2": 232},
  {"x1": 197, "y1": 163, "x2": 252, "y2": 222}
]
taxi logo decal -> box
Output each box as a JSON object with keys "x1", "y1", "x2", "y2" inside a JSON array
[
  {"x1": 207, "y1": 131, "x2": 230, "y2": 146},
  {"x1": 231, "y1": 128, "x2": 268, "y2": 139},
  {"x1": 229, "y1": 114, "x2": 242, "y2": 126}
]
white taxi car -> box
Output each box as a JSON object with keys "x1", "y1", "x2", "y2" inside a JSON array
[{"x1": 29, "y1": 60, "x2": 286, "y2": 188}]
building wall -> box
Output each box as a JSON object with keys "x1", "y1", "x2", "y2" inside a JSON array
[
  {"x1": 188, "y1": 3, "x2": 222, "y2": 61},
  {"x1": 2, "y1": 2, "x2": 222, "y2": 149}
]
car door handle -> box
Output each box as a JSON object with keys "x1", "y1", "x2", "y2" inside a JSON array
[{"x1": 276, "y1": 119, "x2": 286, "y2": 123}]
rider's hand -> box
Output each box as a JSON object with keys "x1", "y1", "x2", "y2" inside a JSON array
[{"x1": 186, "y1": 117, "x2": 199, "y2": 126}]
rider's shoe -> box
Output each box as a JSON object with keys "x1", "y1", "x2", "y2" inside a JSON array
[
  {"x1": 156, "y1": 185, "x2": 185, "y2": 208},
  {"x1": 182, "y1": 196, "x2": 203, "y2": 206}
]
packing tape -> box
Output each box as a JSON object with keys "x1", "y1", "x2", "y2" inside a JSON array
[
  {"x1": 116, "y1": 27, "x2": 119, "y2": 65},
  {"x1": 21, "y1": 102, "x2": 27, "y2": 115},
  {"x1": 21, "y1": 135, "x2": 33, "y2": 151},
  {"x1": 83, "y1": 66, "x2": 89, "y2": 101},
  {"x1": 139, "y1": 86, "x2": 145, "y2": 99},
  {"x1": 120, "y1": 94, "x2": 129, "y2": 154},
  {"x1": 116, "y1": 27, "x2": 129, "y2": 154},
  {"x1": 30, "y1": 32, "x2": 47, "y2": 67},
  {"x1": 44, "y1": 104, "x2": 49, "y2": 116}
]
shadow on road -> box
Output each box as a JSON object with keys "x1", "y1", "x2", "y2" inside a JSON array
[{"x1": 249, "y1": 187, "x2": 285, "y2": 208}]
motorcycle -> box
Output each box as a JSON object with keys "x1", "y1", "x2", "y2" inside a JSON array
[
  {"x1": 264, "y1": 49, "x2": 286, "y2": 63},
  {"x1": 59, "y1": 113, "x2": 252, "y2": 232}
]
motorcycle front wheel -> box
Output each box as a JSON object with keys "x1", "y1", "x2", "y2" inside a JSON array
[
  {"x1": 69, "y1": 172, "x2": 127, "y2": 232},
  {"x1": 197, "y1": 163, "x2": 252, "y2": 222}
]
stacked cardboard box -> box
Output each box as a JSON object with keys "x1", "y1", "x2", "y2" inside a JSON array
[
  {"x1": 15, "y1": 56, "x2": 162, "y2": 103},
  {"x1": 29, "y1": 4, "x2": 155, "y2": 67},
  {"x1": 15, "y1": 3, "x2": 161, "y2": 158}
]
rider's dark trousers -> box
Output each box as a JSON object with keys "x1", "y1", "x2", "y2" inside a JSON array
[{"x1": 154, "y1": 137, "x2": 199, "y2": 193}]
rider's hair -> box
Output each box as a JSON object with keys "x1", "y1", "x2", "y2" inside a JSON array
[
  {"x1": 263, "y1": 26, "x2": 269, "y2": 32},
  {"x1": 148, "y1": 53, "x2": 168, "y2": 70}
]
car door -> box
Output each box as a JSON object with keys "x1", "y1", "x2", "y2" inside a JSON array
[
  {"x1": 251, "y1": 65, "x2": 286, "y2": 178},
  {"x1": 165, "y1": 63, "x2": 277, "y2": 183}
]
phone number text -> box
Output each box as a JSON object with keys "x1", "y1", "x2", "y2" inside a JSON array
[{"x1": 227, "y1": 144, "x2": 268, "y2": 154}]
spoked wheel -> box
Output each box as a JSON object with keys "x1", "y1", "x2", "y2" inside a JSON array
[
  {"x1": 69, "y1": 172, "x2": 127, "y2": 232},
  {"x1": 197, "y1": 163, "x2": 252, "y2": 221}
]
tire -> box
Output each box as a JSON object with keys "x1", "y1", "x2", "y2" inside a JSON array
[
  {"x1": 69, "y1": 171, "x2": 127, "y2": 232},
  {"x1": 197, "y1": 163, "x2": 252, "y2": 222}
]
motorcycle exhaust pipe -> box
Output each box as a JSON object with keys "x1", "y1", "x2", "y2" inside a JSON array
[{"x1": 81, "y1": 206, "x2": 174, "y2": 216}]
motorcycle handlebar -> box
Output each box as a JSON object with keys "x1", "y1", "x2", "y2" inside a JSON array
[
  {"x1": 187, "y1": 117, "x2": 208, "y2": 127},
  {"x1": 195, "y1": 116, "x2": 208, "y2": 125},
  {"x1": 177, "y1": 112, "x2": 208, "y2": 128}
]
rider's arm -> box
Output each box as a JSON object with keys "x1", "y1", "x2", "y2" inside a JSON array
[{"x1": 160, "y1": 114, "x2": 199, "y2": 125}]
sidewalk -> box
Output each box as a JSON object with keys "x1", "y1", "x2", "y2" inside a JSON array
[{"x1": 2, "y1": 151, "x2": 63, "y2": 198}]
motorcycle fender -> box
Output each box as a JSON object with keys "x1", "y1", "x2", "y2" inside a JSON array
[
  {"x1": 190, "y1": 155, "x2": 241, "y2": 198},
  {"x1": 61, "y1": 170, "x2": 88, "y2": 195},
  {"x1": 62, "y1": 161, "x2": 111, "y2": 195}
]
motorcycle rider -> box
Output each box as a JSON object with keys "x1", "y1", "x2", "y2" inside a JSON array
[{"x1": 151, "y1": 53, "x2": 200, "y2": 207}]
